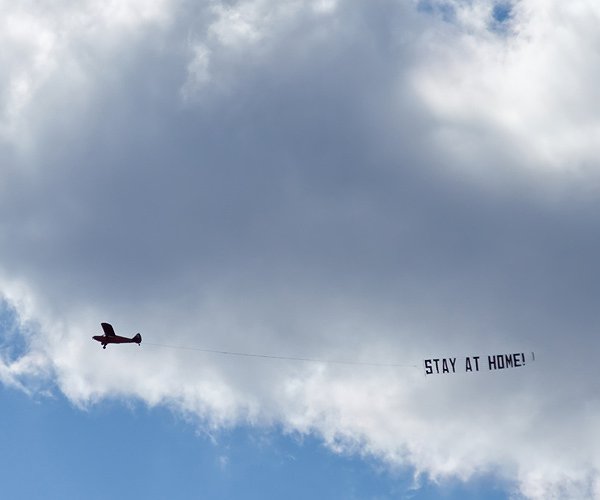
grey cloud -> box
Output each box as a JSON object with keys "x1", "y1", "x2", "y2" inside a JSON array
[{"x1": 2, "y1": 1, "x2": 600, "y2": 498}]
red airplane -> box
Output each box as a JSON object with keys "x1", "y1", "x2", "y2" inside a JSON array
[{"x1": 93, "y1": 322, "x2": 142, "y2": 349}]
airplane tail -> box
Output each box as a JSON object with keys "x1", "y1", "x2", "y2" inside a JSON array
[{"x1": 133, "y1": 333, "x2": 142, "y2": 345}]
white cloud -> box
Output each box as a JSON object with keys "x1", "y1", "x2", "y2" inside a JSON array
[
  {"x1": 2, "y1": 1, "x2": 600, "y2": 498},
  {"x1": 0, "y1": 0, "x2": 171, "y2": 149},
  {"x1": 411, "y1": 0, "x2": 600, "y2": 174}
]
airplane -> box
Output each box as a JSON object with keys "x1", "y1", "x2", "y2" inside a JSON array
[{"x1": 92, "y1": 322, "x2": 142, "y2": 349}]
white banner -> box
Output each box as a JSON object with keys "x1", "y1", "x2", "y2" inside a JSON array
[{"x1": 424, "y1": 352, "x2": 535, "y2": 375}]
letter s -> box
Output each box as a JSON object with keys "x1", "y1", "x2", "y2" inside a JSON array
[{"x1": 424, "y1": 359, "x2": 433, "y2": 375}]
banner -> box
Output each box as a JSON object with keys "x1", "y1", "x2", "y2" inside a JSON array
[{"x1": 423, "y1": 352, "x2": 535, "y2": 375}]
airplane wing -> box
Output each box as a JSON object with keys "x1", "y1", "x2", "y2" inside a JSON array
[{"x1": 101, "y1": 322, "x2": 117, "y2": 337}]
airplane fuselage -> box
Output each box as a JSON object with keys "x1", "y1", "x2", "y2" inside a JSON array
[{"x1": 92, "y1": 334, "x2": 141, "y2": 348}]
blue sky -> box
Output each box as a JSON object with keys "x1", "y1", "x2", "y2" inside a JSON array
[
  {"x1": 2, "y1": 1, "x2": 600, "y2": 498},
  {"x1": 0, "y1": 384, "x2": 508, "y2": 500}
]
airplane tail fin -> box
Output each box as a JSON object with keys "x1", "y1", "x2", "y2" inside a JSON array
[{"x1": 133, "y1": 333, "x2": 142, "y2": 345}]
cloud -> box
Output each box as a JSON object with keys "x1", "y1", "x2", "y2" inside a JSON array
[
  {"x1": 2, "y1": 0, "x2": 600, "y2": 497},
  {"x1": 411, "y1": 0, "x2": 600, "y2": 174}
]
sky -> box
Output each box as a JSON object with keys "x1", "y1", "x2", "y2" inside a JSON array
[{"x1": 2, "y1": 0, "x2": 600, "y2": 498}]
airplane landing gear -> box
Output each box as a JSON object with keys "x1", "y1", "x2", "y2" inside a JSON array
[{"x1": 102, "y1": 345, "x2": 106, "y2": 349}]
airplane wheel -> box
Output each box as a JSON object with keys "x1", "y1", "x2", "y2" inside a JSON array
[{"x1": 103, "y1": 345, "x2": 106, "y2": 349}]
